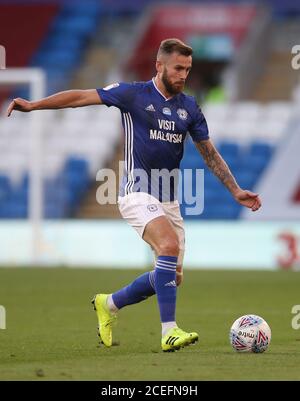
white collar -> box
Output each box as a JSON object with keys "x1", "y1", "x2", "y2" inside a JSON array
[{"x1": 152, "y1": 78, "x2": 173, "y2": 101}]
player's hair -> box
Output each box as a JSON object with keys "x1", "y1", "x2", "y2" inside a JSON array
[{"x1": 157, "y1": 38, "x2": 193, "y2": 59}]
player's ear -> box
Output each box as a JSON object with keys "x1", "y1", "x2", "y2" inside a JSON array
[{"x1": 156, "y1": 60, "x2": 163, "y2": 74}]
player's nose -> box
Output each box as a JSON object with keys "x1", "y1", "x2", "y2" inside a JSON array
[{"x1": 180, "y1": 72, "x2": 188, "y2": 81}]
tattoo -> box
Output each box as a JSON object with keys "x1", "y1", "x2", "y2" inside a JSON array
[{"x1": 196, "y1": 140, "x2": 239, "y2": 194}]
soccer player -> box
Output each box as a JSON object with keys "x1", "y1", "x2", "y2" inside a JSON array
[{"x1": 7, "y1": 38, "x2": 262, "y2": 352}]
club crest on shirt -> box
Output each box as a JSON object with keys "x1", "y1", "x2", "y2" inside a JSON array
[
  {"x1": 103, "y1": 82, "x2": 120, "y2": 91},
  {"x1": 177, "y1": 108, "x2": 188, "y2": 120},
  {"x1": 147, "y1": 204, "x2": 158, "y2": 212},
  {"x1": 162, "y1": 107, "x2": 172, "y2": 116}
]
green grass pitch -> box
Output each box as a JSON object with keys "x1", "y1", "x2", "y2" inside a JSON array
[{"x1": 0, "y1": 267, "x2": 300, "y2": 381}]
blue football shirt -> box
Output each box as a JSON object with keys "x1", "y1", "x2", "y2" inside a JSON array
[{"x1": 97, "y1": 78, "x2": 209, "y2": 202}]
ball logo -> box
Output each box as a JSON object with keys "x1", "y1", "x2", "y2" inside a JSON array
[{"x1": 238, "y1": 330, "x2": 255, "y2": 338}]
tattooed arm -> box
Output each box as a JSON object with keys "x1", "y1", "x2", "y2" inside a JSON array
[{"x1": 195, "y1": 139, "x2": 261, "y2": 211}]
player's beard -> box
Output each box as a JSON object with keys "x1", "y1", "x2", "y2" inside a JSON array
[{"x1": 161, "y1": 68, "x2": 184, "y2": 95}]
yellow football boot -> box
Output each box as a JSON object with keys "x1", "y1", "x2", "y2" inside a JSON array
[
  {"x1": 161, "y1": 327, "x2": 199, "y2": 352},
  {"x1": 91, "y1": 294, "x2": 116, "y2": 347}
]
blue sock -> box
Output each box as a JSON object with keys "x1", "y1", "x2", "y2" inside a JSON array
[
  {"x1": 112, "y1": 271, "x2": 156, "y2": 309},
  {"x1": 154, "y1": 255, "x2": 177, "y2": 323}
]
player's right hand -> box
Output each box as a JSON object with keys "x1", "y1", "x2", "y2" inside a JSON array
[
  {"x1": 7, "y1": 98, "x2": 33, "y2": 117},
  {"x1": 176, "y1": 266, "x2": 183, "y2": 286}
]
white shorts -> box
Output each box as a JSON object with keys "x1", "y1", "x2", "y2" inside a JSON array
[{"x1": 118, "y1": 192, "x2": 185, "y2": 266}]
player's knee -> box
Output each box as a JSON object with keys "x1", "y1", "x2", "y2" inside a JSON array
[{"x1": 157, "y1": 238, "x2": 180, "y2": 256}]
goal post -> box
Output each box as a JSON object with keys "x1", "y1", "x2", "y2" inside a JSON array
[{"x1": 0, "y1": 68, "x2": 46, "y2": 265}]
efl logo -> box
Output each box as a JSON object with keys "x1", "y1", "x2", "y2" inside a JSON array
[
  {"x1": 291, "y1": 45, "x2": 300, "y2": 70},
  {"x1": 0, "y1": 305, "x2": 6, "y2": 329},
  {"x1": 0, "y1": 45, "x2": 6, "y2": 69},
  {"x1": 291, "y1": 305, "x2": 300, "y2": 330}
]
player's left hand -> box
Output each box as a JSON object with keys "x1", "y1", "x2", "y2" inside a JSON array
[{"x1": 233, "y1": 189, "x2": 262, "y2": 212}]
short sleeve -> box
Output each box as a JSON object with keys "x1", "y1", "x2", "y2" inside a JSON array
[
  {"x1": 96, "y1": 82, "x2": 136, "y2": 111},
  {"x1": 189, "y1": 101, "x2": 209, "y2": 142}
]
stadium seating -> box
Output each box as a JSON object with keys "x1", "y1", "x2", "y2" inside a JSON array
[
  {"x1": 23, "y1": 1, "x2": 102, "y2": 96},
  {"x1": 180, "y1": 137, "x2": 274, "y2": 220},
  {"x1": 0, "y1": 105, "x2": 121, "y2": 219},
  {"x1": 0, "y1": 0, "x2": 297, "y2": 221},
  {"x1": 0, "y1": 99, "x2": 293, "y2": 220},
  {"x1": 178, "y1": 100, "x2": 297, "y2": 220}
]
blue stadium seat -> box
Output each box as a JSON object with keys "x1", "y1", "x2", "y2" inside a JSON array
[
  {"x1": 20, "y1": 173, "x2": 29, "y2": 190},
  {"x1": 184, "y1": 136, "x2": 196, "y2": 151},
  {"x1": 234, "y1": 170, "x2": 257, "y2": 189},
  {"x1": 222, "y1": 155, "x2": 242, "y2": 175},
  {"x1": 180, "y1": 153, "x2": 202, "y2": 170},
  {"x1": 204, "y1": 172, "x2": 220, "y2": 190},
  {"x1": 203, "y1": 186, "x2": 219, "y2": 203},
  {"x1": 30, "y1": 0, "x2": 102, "y2": 96},
  {"x1": 0, "y1": 175, "x2": 11, "y2": 203},
  {"x1": 64, "y1": 157, "x2": 89, "y2": 174},
  {"x1": 13, "y1": 188, "x2": 28, "y2": 203},
  {"x1": 249, "y1": 142, "x2": 273, "y2": 159},
  {"x1": 61, "y1": 1, "x2": 101, "y2": 17},
  {"x1": 214, "y1": 203, "x2": 241, "y2": 220},
  {"x1": 36, "y1": 49, "x2": 81, "y2": 69},
  {"x1": 44, "y1": 203, "x2": 67, "y2": 219},
  {"x1": 0, "y1": 201, "x2": 28, "y2": 219},
  {"x1": 38, "y1": 35, "x2": 85, "y2": 55},
  {"x1": 38, "y1": 158, "x2": 91, "y2": 218},
  {"x1": 218, "y1": 141, "x2": 240, "y2": 159},
  {"x1": 53, "y1": 16, "x2": 98, "y2": 37},
  {"x1": 241, "y1": 154, "x2": 269, "y2": 174}
]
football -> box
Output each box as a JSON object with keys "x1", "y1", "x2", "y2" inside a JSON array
[{"x1": 229, "y1": 314, "x2": 271, "y2": 353}]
